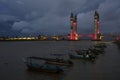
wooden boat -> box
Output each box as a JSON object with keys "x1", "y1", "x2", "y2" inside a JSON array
[
  {"x1": 75, "y1": 49, "x2": 88, "y2": 55},
  {"x1": 69, "y1": 50, "x2": 96, "y2": 60},
  {"x1": 88, "y1": 47, "x2": 104, "y2": 55},
  {"x1": 45, "y1": 59, "x2": 73, "y2": 66},
  {"x1": 88, "y1": 44, "x2": 106, "y2": 55},
  {"x1": 24, "y1": 57, "x2": 64, "y2": 73},
  {"x1": 25, "y1": 56, "x2": 73, "y2": 66},
  {"x1": 70, "y1": 53, "x2": 96, "y2": 59},
  {"x1": 69, "y1": 53, "x2": 96, "y2": 60},
  {"x1": 94, "y1": 43, "x2": 107, "y2": 48}
]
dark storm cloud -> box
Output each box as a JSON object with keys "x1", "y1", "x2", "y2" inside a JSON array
[
  {"x1": 50, "y1": 0, "x2": 105, "y2": 16},
  {"x1": 98, "y1": 0, "x2": 120, "y2": 33},
  {"x1": 0, "y1": 0, "x2": 120, "y2": 35}
]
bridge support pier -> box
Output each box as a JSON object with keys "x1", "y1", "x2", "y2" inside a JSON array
[
  {"x1": 93, "y1": 11, "x2": 102, "y2": 41},
  {"x1": 70, "y1": 13, "x2": 79, "y2": 40}
]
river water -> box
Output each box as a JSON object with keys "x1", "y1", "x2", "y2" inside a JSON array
[{"x1": 0, "y1": 41, "x2": 120, "y2": 80}]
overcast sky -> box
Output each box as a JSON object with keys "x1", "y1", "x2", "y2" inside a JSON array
[{"x1": 0, "y1": 0, "x2": 120, "y2": 36}]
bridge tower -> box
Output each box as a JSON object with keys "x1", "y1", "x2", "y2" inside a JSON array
[
  {"x1": 70, "y1": 13, "x2": 78, "y2": 40},
  {"x1": 93, "y1": 11, "x2": 102, "y2": 40}
]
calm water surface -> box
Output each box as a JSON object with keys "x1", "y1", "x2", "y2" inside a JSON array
[{"x1": 0, "y1": 41, "x2": 120, "y2": 80}]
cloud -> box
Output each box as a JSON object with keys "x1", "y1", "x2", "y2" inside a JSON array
[
  {"x1": 77, "y1": 11, "x2": 94, "y2": 34},
  {"x1": 0, "y1": 14, "x2": 17, "y2": 22},
  {"x1": 98, "y1": 0, "x2": 120, "y2": 33},
  {"x1": 0, "y1": 0, "x2": 120, "y2": 35}
]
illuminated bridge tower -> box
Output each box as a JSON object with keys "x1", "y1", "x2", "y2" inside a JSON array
[
  {"x1": 70, "y1": 13, "x2": 78, "y2": 40},
  {"x1": 93, "y1": 11, "x2": 102, "y2": 40}
]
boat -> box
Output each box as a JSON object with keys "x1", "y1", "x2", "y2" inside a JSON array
[
  {"x1": 24, "y1": 57, "x2": 64, "y2": 73},
  {"x1": 88, "y1": 47, "x2": 104, "y2": 55},
  {"x1": 45, "y1": 59, "x2": 73, "y2": 66},
  {"x1": 69, "y1": 50, "x2": 96, "y2": 60},
  {"x1": 24, "y1": 56, "x2": 73, "y2": 66},
  {"x1": 69, "y1": 53, "x2": 96, "y2": 60},
  {"x1": 94, "y1": 43, "x2": 107, "y2": 49},
  {"x1": 91, "y1": 44, "x2": 106, "y2": 54}
]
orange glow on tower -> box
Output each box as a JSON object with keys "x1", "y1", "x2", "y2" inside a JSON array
[
  {"x1": 70, "y1": 13, "x2": 78, "y2": 40},
  {"x1": 94, "y1": 11, "x2": 101, "y2": 40}
]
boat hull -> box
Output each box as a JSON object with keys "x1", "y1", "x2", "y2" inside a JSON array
[
  {"x1": 26, "y1": 64, "x2": 63, "y2": 73},
  {"x1": 27, "y1": 66, "x2": 63, "y2": 73},
  {"x1": 25, "y1": 56, "x2": 73, "y2": 66},
  {"x1": 69, "y1": 54, "x2": 96, "y2": 60},
  {"x1": 24, "y1": 57, "x2": 65, "y2": 73}
]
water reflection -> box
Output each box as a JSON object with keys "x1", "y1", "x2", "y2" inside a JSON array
[
  {"x1": 0, "y1": 41, "x2": 120, "y2": 80},
  {"x1": 26, "y1": 69, "x2": 65, "y2": 80}
]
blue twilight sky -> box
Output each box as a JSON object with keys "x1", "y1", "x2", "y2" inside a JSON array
[{"x1": 0, "y1": 0, "x2": 120, "y2": 36}]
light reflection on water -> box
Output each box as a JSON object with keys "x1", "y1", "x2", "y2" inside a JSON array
[{"x1": 0, "y1": 41, "x2": 120, "y2": 80}]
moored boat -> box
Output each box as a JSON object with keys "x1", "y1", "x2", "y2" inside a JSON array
[
  {"x1": 45, "y1": 59, "x2": 73, "y2": 66},
  {"x1": 24, "y1": 57, "x2": 64, "y2": 73},
  {"x1": 25, "y1": 56, "x2": 73, "y2": 66},
  {"x1": 69, "y1": 50, "x2": 96, "y2": 60}
]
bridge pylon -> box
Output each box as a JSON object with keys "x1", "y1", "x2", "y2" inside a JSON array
[
  {"x1": 70, "y1": 13, "x2": 79, "y2": 40},
  {"x1": 93, "y1": 11, "x2": 102, "y2": 41}
]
